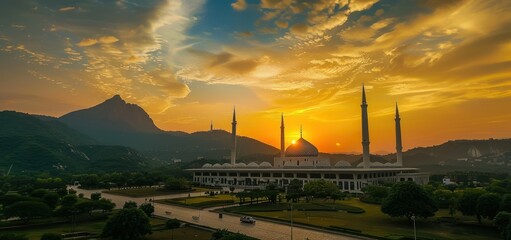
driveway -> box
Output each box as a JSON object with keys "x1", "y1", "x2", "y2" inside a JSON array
[{"x1": 71, "y1": 187, "x2": 365, "y2": 240}]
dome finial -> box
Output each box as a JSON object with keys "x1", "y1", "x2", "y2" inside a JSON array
[{"x1": 300, "y1": 124, "x2": 303, "y2": 138}]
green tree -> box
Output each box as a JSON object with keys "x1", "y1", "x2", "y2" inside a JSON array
[
  {"x1": 4, "y1": 201, "x2": 51, "y2": 223},
  {"x1": 264, "y1": 184, "x2": 279, "y2": 204},
  {"x1": 477, "y1": 193, "x2": 502, "y2": 221},
  {"x1": 139, "y1": 203, "x2": 154, "y2": 216},
  {"x1": 164, "y1": 177, "x2": 190, "y2": 191},
  {"x1": 381, "y1": 181, "x2": 438, "y2": 220},
  {"x1": 494, "y1": 211, "x2": 511, "y2": 239},
  {"x1": 303, "y1": 180, "x2": 341, "y2": 202},
  {"x1": 166, "y1": 218, "x2": 181, "y2": 240},
  {"x1": 432, "y1": 189, "x2": 455, "y2": 209},
  {"x1": 97, "y1": 198, "x2": 116, "y2": 213},
  {"x1": 123, "y1": 201, "x2": 138, "y2": 209},
  {"x1": 40, "y1": 233, "x2": 62, "y2": 240},
  {"x1": 60, "y1": 194, "x2": 77, "y2": 207},
  {"x1": 286, "y1": 179, "x2": 303, "y2": 202},
  {"x1": 75, "y1": 200, "x2": 98, "y2": 215},
  {"x1": 458, "y1": 188, "x2": 486, "y2": 223},
  {"x1": 362, "y1": 185, "x2": 389, "y2": 204},
  {"x1": 0, "y1": 233, "x2": 28, "y2": 240},
  {"x1": 42, "y1": 192, "x2": 60, "y2": 209},
  {"x1": 235, "y1": 191, "x2": 249, "y2": 204},
  {"x1": 90, "y1": 192, "x2": 101, "y2": 201},
  {"x1": 501, "y1": 194, "x2": 511, "y2": 212},
  {"x1": 102, "y1": 208, "x2": 152, "y2": 240},
  {"x1": 31, "y1": 188, "x2": 49, "y2": 198}
]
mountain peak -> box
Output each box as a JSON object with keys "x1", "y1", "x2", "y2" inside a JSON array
[
  {"x1": 60, "y1": 96, "x2": 163, "y2": 139},
  {"x1": 105, "y1": 94, "x2": 125, "y2": 104}
]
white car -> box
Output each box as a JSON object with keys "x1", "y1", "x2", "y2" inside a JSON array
[{"x1": 240, "y1": 216, "x2": 256, "y2": 224}]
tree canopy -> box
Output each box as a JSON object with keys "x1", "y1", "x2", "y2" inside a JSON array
[
  {"x1": 102, "y1": 208, "x2": 152, "y2": 240},
  {"x1": 286, "y1": 179, "x2": 303, "y2": 202},
  {"x1": 476, "y1": 193, "x2": 501, "y2": 220},
  {"x1": 4, "y1": 201, "x2": 51, "y2": 223},
  {"x1": 381, "y1": 181, "x2": 438, "y2": 219},
  {"x1": 139, "y1": 203, "x2": 154, "y2": 216}
]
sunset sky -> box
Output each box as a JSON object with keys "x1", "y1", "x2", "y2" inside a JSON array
[{"x1": 1, "y1": 0, "x2": 511, "y2": 153}]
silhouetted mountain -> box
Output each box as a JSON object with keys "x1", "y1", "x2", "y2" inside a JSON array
[
  {"x1": 58, "y1": 96, "x2": 279, "y2": 162},
  {"x1": 59, "y1": 95, "x2": 165, "y2": 139},
  {"x1": 378, "y1": 139, "x2": 511, "y2": 173},
  {"x1": 0, "y1": 111, "x2": 148, "y2": 173},
  {"x1": 1, "y1": 111, "x2": 95, "y2": 145}
]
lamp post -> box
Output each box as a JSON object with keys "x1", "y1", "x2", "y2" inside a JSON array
[
  {"x1": 290, "y1": 204, "x2": 293, "y2": 240},
  {"x1": 411, "y1": 214, "x2": 417, "y2": 240}
]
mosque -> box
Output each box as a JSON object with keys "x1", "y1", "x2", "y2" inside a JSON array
[{"x1": 187, "y1": 86, "x2": 429, "y2": 193}]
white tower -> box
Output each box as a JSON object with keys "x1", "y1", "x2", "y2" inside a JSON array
[
  {"x1": 361, "y1": 85, "x2": 371, "y2": 168},
  {"x1": 231, "y1": 107, "x2": 237, "y2": 165},
  {"x1": 280, "y1": 113, "x2": 285, "y2": 157},
  {"x1": 395, "y1": 103, "x2": 403, "y2": 167}
]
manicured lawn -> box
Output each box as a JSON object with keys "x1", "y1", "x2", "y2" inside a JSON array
[
  {"x1": 157, "y1": 194, "x2": 236, "y2": 209},
  {"x1": 104, "y1": 187, "x2": 222, "y2": 198},
  {"x1": 145, "y1": 226, "x2": 212, "y2": 240},
  {"x1": 104, "y1": 187, "x2": 194, "y2": 197},
  {"x1": 224, "y1": 198, "x2": 500, "y2": 240},
  {"x1": 3, "y1": 216, "x2": 212, "y2": 240}
]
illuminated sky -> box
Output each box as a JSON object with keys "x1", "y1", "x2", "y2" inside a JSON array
[{"x1": 1, "y1": 0, "x2": 511, "y2": 153}]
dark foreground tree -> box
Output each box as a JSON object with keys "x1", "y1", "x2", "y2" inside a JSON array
[
  {"x1": 477, "y1": 193, "x2": 501, "y2": 221},
  {"x1": 494, "y1": 211, "x2": 511, "y2": 239},
  {"x1": 286, "y1": 179, "x2": 303, "y2": 202},
  {"x1": 0, "y1": 233, "x2": 28, "y2": 240},
  {"x1": 166, "y1": 218, "x2": 181, "y2": 240},
  {"x1": 212, "y1": 229, "x2": 254, "y2": 240},
  {"x1": 40, "y1": 233, "x2": 62, "y2": 240},
  {"x1": 139, "y1": 203, "x2": 154, "y2": 217},
  {"x1": 102, "y1": 208, "x2": 152, "y2": 240},
  {"x1": 501, "y1": 194, "x2": 511, "y2": 212},
  {"x1": 381, "y1": 181, "x2": 437, "y2": 220},
  {"x1": 123, "y1": 201, "x2": 137, "y2": 209},
  {"x1": 458, "y1": 188, "x2": 486, "y2": 223},
  {"x1": 4, "y1": 201, "x2": 51, "y2": 223}
]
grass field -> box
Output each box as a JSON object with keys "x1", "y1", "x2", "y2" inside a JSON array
[
  {"x1": 104, "y1": 187, "x2": 194, "y2": 197},
  {"x1": 157, "y1": 194, "x2": 236, "y2": 209},
  {"x1": 224, "y1": 198, "x2": 500, "y2": 240},
  {"x1": 3, "y1": 217, "x2": 213, "y2": 240},
  {"x1": 104, "y1": 187, "x2": 222, "y2": 198}
]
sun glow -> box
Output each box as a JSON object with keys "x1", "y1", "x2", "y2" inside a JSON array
[{"x1": 291, "y1": 140, "x2": 296, "y2": 144}]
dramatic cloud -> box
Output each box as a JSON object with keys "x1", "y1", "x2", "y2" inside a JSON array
[{"x1": 2, "y1": 0, "x2": 511, "y2": 152}]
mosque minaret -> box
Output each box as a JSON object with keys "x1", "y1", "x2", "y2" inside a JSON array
[
  {"x1": 280, "y1": 113, "x2": 285, "y2": 157},
  {"x1": 361, "y1": 85, "x2": 371, "y2": 168},
  {"x1": 395, "y1": 103, "x2": 403, "y2": 167},
  {"x1": 231, "y1": 107, "x2": 237, "y2": 165}
]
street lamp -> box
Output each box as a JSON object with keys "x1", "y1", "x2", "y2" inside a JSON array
[
  {"x1": 411, "y1": 214, "x2": 417, "y2": 240},
  {"x1": 290, "y1": 203, "x2": 293, "y2": 240}
]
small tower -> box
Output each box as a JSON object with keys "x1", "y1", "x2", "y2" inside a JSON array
[
  {"x1": 395, "y1": 103, "x2": 403, "y2": 167},
  {"x1": 210, "y1": 121, "x2": 213, "y2": 131},
  {"x1": 361, "y1": 84, "x2": 371, "y2": 168},
  {"x1": 231, "y1": 107, "x2": 237, "y2": 165},
  {"x1": 280, "y1": 113, "x2": 285, "y2": 157}
]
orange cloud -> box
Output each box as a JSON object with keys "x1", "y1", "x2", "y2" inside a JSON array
[
  {"x1": 77, "y1": 38, "x2": 98, "y2": 47},
  {"x1": 231, "y1": 0, "x2": 247, "y2": 11},
  {"x1": 58, "y1": 6, "x2": 76, "y2": 12}
]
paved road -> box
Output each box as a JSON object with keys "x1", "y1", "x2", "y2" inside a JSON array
[{"x1": 72, "y1": 187, "x2": 364, "y2": 240}]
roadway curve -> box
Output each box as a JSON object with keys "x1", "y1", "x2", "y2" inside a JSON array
[{"x1": 72, "y1": 187, "x2": 366, "y2": 240}]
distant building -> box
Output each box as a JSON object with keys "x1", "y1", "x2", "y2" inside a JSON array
[{"x1": 187, "y1": 86, "x2": 429, "y2": 193}]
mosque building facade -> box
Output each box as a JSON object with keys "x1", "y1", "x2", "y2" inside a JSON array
[{"x1": 187, "y1": 86, "x2": 429, "y2": 193}]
